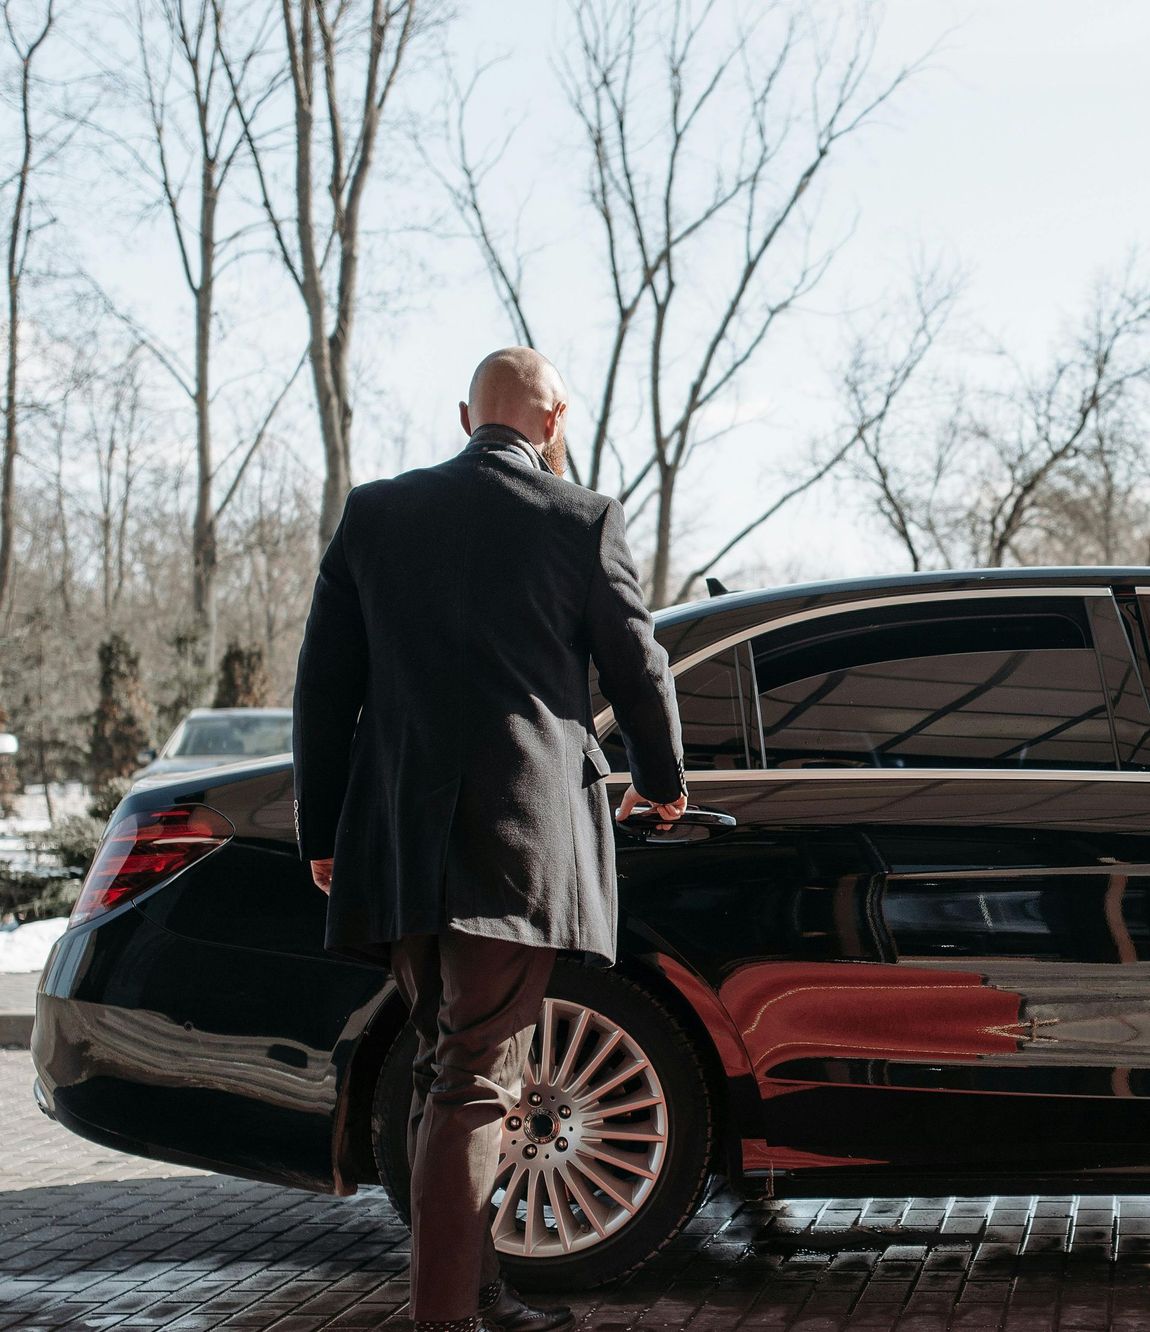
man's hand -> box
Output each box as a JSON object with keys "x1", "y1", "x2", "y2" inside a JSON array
[
  {"x1": 311, "y1": 858, "x2": 334, "y2": 894},
  {"x1": 615, "y1": 783, "x2": 688, "y2": 832}
]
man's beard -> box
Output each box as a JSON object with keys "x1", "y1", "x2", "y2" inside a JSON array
[{"x1": 541, "y1": 428, "x2": 567, "y2": 477}]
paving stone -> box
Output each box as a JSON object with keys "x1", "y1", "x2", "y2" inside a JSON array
[{"x1": 5, "y1": 1051, "x2": 1147, "y2": 1329}]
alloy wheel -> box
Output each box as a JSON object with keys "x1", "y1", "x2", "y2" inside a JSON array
[{"x1": 492, "y1": 996, "x2": 669, "y2": 1256}]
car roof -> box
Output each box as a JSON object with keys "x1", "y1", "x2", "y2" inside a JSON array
[
  {"x1": 183, "y1": 708, "x2": 292, "y2": 718},
  {"x1": 653, "y1": 565, "x2": 1150, "y2": 629}
]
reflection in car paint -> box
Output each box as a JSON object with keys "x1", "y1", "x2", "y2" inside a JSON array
[{"x1": 717, "y1": 961, "x2": 1025, "y2": 1081}]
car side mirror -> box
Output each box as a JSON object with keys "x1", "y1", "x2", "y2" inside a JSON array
[{"x1": 136, "y1": 747, "x2": 157, "y2": 765}]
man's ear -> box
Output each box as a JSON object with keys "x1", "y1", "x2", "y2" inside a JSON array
[
  {"x1": 459, "y1": 401, "x2": 472, "y2": 435},
  {"x1": 545, "y1": 400, "x2": 567, "y2": 442}
]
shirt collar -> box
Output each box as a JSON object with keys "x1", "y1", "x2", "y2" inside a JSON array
[{"x1": 462, "y1": 423, "x2": 555, "y2": 475}]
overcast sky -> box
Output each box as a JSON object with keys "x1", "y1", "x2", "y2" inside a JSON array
[{"x1": 82, "y1": 0, "x2": 1150, "y2": 591}]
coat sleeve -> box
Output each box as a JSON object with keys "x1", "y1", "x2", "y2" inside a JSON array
[
  {"x1": 585, "y1": 497, "x2": 687, "y2": 804},
  {"x1": 292, "y1": 488, "x2": 369, "y2": 860}
]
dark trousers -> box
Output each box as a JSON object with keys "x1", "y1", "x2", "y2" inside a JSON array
[{"x1": 391, "y1": 930, "x2": 556, "y2": 1323}]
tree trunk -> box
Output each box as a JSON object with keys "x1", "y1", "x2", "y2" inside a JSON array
[
  {"x1": 36, "y1": 632, "x2": 52, "y2": 823},
  {"x1": 308, "y1": 332, "x2": 350, "y2": 544},
  {"x1": 650, "y1": 465, "x2": 676, "y2": 608},
  {"x1": 588, "y1": 312, "x2": 634, "y2": 492},
  {"x1": 2, "y1": 243, "x2": 20, "y2": 615},
  {"x1": 1, "y1": 121, "x2": 29, "y2": 616},
  {"x1": 320, "y1": 306, "x2": 352, "y2": 541},
  {"x1": 192, "y1": 165, "x2": 218, "y2": 667},
  {"x1": 0, "y1": 14, "x2": 50, "y2": 614}
]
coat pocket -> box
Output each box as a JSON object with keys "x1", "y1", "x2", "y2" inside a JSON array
[{"x1": 582, "y1": 743, "x2": 612, "y2": 785}]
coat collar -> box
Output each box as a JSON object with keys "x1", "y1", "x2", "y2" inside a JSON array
[{"x1": 461, "y1": 423, "x2": 555, "y2": 475}]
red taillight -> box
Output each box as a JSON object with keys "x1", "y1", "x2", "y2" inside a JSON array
[{"x1": 70, "y1": 804, "x2": 234, "y2": 927}]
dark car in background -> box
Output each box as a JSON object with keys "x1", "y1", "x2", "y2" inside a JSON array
[{"x1": 31, "y1": 567, "x2": 1150, "y2": 1289}]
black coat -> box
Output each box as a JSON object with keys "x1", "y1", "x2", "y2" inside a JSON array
[{"x1": 291, "y1": 423, "x2": 686, "y2": 968}]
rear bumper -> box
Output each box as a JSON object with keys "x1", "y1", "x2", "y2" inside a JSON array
[
  {"x1": 32, "y1": 905, "x2": 387, "y2": 1194},
  {"x1": 32, "y1": 1075, "x2": 52, "y2": 1117}
]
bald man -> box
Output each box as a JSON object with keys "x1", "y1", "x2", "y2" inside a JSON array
[
  {"x1": 461, "y1": 347, "x2": 571, "y2": 475},
  {"x1": 292, "y1": 347, "x2": 687, "y2": 1332}
]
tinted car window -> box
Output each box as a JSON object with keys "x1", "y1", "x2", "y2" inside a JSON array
[
  {"x1": 749, "y1": 600, "x2": 1116, "y2": 770},
  {"x1": 873, "y1": 828, "x2": 1150, "y2": 962},
  {"x1": 170, "y1": 715, "x2": 293, "y2": 758},
  {"x1": 600, "y1": 646, "x2": 752, "y2": 772},
  {"x1": 883, "y1": 879, "x2": 1115, "y2": 960}
]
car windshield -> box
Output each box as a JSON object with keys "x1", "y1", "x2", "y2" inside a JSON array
[{"x1": 169, "y1": 715, "x2": 292, "y2": 759}]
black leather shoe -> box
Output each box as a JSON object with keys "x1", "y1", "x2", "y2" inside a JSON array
[{"x1": 479, "y1": 1279, "x2": 575, "y2": 1331}]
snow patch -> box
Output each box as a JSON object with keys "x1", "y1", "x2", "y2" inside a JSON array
[
  {"x1": 0, "y1": 781, "x2": 90, "y2": 831},
  {"x1": 0, "y1": 917, "x2": 68, "y2": 973}
]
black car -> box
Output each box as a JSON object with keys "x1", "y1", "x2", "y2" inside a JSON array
[{"x1": 32, "y1": 567, "x2": 1150, "y2": 1289}]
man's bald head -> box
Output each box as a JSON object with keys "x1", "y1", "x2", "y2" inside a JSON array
[
  {"x1": 468, "y1": 347, "x2": 566, "y2": 422},
  {"x1": 460, "y1": 346, "x2": 569, "y2": 475}
]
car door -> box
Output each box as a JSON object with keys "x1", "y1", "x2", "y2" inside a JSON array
[{"x1": 608, "y1": 585, "x2": 1150, "y2": 1180}]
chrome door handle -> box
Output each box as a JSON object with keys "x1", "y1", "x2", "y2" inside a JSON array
[{"x1": 619, "y1": 804, "x2": 737, "y2": 829}]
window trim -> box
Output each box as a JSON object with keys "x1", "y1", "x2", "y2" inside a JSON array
[
  {"x1": 596, "y1": 583, "x2": 1119, "y2": 772},
  {"x1": 601, "y1": 642, "x2": 756, "y2": 774},
  {"x1": 742, "y1": 640, "x2": 766, "y2": 767},
  {"x1": 1085, "y1": 594, "x2": 1150, "y2": 768},
  {"x1": 599, "y1": 766, "x2": 1150, "y2": 784}
]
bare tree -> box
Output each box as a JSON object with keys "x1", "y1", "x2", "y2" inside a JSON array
[
  {"x1": 1032, "y1": 403, "x2": 1150, "y2": 565},
  {"x1": 857, "y1": 273, "x2": 1150, "y2": 570},
  {"x1": 229, "y1": 452, "x2": 315, "y2": 664},
  {"x1": 0, "y1": 310, "x2": 325, "y2": 798},
  {"x1": 446, "y1": 0, "x2": 928, "y2": 604},
  {"x1": 977, "y1": 281, "x2": 1150, "y2": 566},
  {"x1": 106, "y1": 0, "x2": 301, "y2": 665},
  {"x1": 843, "y1": 268, "x2": 962, "y2": 571},
  {"x1": 221, "y1": 0, "x2": 429, "y2": 546},
  {"x1": 0, "y1": 0, "x2": 55, "y2": 614},
  {"x1": 668, "y1": 268, "x2": 957, "y2": 595},
  {"x1": 87, "y1": 345, "x2": 147, "y2": 621}
]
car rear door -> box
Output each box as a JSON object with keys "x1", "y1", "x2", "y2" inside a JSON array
[{"x1": 608, "y1": 585, "x2": 1150, "y2": 1181}]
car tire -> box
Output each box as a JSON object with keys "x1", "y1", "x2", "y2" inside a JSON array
[{"x1": 371, "y1": 960, "x2": 714, "y2": 1290}]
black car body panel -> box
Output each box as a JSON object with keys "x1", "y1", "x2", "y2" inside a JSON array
[{"x1": 32, "y1": 565, "x2": 1150, "y2": 1198}]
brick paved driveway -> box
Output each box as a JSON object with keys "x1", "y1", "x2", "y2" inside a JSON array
[{"x1": 2, "y1": 1050, "x2": 1147, "y2": 1330}]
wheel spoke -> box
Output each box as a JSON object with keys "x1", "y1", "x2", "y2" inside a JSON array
[
  {"x1": 491, "y1": 1162, "x2": 527, "y2": 1241},
  {"x1": 586, "y1": 1124, "x2": 666, "y2": 1144},
  {"x1": 558, "y1": 1160, "x2": 612, "y2": 1237},
  {"x1": 584, "y1": 1144, "x2": 657, "y2": 1180},
  {"x1": 538, "y1": 997, "x2": 556, "y2": 1086},
  {"x1": 578, "y1": 1057, "x2": 649, "y2": 1104},
  {"x1": 547, "y1": 1165, "x2": 579, "y2": 1253},
  {"x1": 583, "y1": 1090, "x2": 661, "y2": 1120},
  {"x1": 565, "y1": 1027, "x2": 623, "y2": 1095},
  {"x1": 570, "y1": 1155, "x2": 638, "y2": 1213},
  {"x1": 553, "y1": 1006, "x2": 591, "y2": 1090},
  {"x1": 524, "y1": 1166, "x2": 547, "y2": 1254}
]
